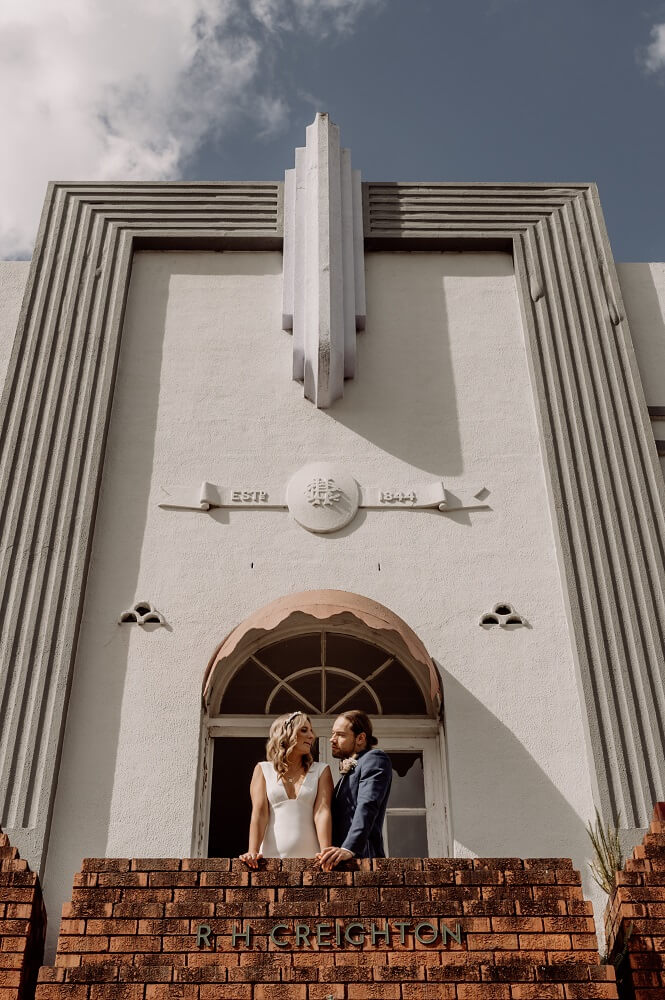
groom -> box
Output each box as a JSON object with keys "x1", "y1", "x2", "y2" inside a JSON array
[{"x1": 316, "y1": 710, "x2": 392, "y2": 871}]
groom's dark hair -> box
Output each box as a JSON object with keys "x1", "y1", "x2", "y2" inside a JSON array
[{"x1": 341, "y1": 710, "x2": 378, "y2": 747}]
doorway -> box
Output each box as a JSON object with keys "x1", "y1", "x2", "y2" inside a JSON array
[
  {"x1": 207, "y1": 719, "x2": 447, "y2": 858},
  {"x1": 200, "y1": 592, "x2": 450, "y2": 858}
]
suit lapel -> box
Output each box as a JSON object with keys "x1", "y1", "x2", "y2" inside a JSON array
[
  {"x1": 334, "y1": 751, "x2": 367, "y2": 801},
  {"x1": 333, "y1": 773, "x2": 347, "y2": 799}
]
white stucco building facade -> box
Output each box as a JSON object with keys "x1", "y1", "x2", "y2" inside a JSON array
[{"x1": 1, "y1": 116, "x2": 664, "y2": 954}]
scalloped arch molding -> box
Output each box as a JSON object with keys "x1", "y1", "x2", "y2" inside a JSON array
[
  {"x1": 202, "y1": 589, "x2": 442, "y2": 716},
  {"x1": 1, "y1": 171, "x2": 665, "y2": 871}
]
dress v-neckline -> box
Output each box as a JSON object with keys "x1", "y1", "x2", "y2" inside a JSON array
[{"x1": 281, "y1": 765, "x2": 311, "y2": 801}]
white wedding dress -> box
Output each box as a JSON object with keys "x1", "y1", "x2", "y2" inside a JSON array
[{"x1": 259, "y1": 760, "x2": 330, "y2": 858}]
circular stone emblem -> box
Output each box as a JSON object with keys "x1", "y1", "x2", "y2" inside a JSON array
[{"x1": 286, "y1": 463, "x2": 360, "y2": 534}]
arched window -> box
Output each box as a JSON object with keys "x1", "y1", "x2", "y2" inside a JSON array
[
  {"x1": 219, "y1": 631, "x2": 428, "y2": 717},
  {"x1": 196, "y1": 591, "x2": 449, "y2": 859}
]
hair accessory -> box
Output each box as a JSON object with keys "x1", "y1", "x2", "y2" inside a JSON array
[{"x1": 286, "y1": 711, "x2": 300, "y2": 726}]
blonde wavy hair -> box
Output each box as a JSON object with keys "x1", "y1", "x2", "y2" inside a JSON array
[{"x1": 266, "y1": 711, "x2": 314, "y2": 777}]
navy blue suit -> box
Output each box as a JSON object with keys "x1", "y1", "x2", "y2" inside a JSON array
[{"x1": 332, "y1": 748, "x2": 393, "y2": 858}]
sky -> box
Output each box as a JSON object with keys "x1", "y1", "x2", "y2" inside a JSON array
[{"x1": 2, "y1": 0, "x2": 665, "y2": 261}]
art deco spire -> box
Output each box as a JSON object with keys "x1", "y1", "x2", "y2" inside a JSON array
[{"x1": 282, "y1": 113, "x2": 365, "y2": 408}]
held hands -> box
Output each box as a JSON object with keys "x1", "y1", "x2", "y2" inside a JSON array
[
  {"x1": 315, "y1": 846, "x2": 354, "y2": 872},
  {"x1": 239, "y1": 851, "x2": 263, "y2": 869},
  {"x1": 241, "y1": 847, "x2": 353, "y2": 871}
]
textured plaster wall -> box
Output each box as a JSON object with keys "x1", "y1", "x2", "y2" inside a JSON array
[
  {"x1": 38, "y1": 249, "x2": 604, "y2": 953},
  {"x1": 618, "y1": 263, "x2": 665, "y2": 405},
  {"x1": 0, "y1": 253, "x2": 661, "y2": 955},
  {"x1": 0, "y1": 262, "x2": 29, "y2": 389},
  {"x1": 617, "y1": 263, "x2": 665, "y2": 480}
]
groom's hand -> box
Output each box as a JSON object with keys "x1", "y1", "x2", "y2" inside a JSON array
[
  {"x1": 239, "y1": 851, "x2": 263, "y2": 869},
  {"x1": 315, "y1": 846, "x2": 354, "y2": 871}
]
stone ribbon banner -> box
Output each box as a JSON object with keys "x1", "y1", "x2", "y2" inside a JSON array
[{"x1": 159, "y1": 462, "x2": 488, "y2": 533}]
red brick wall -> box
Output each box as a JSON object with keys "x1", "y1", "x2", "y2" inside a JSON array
[
  {"x1": 606, "y1": 802, "x2": 665, "y2": 999},
  {"x1": 0, "y1": 830, "x2": 46, "y2": 1000},
  {"x1": 36, "y1": 857, "x2": 617, "y2": 999}
]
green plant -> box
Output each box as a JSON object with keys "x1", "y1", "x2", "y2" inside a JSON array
[{"x1": 586, "y1": 808, "x2": 623, "y2": 895}]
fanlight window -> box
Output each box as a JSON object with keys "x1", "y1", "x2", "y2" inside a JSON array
[{"x1": 219, "y1": 631, "x2": 428, "y2": 716}]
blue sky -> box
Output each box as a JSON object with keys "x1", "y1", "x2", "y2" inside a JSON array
[{"x1": 2, "y1": 0, "x2": 665, "y2": 259}]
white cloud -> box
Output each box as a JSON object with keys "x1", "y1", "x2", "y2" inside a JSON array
[
  {"x1": 288, "y1": 0, "x2": 383, "y2": 36},
  {"x1": 249, "y1": 0, "x2": 382, "y2": 36},
  {"x1": 644, "y1": 23, "x2": 665, "y2": 74},
  {"x1": 0, "y1": 0, "x2": 381, "y2": 258}
]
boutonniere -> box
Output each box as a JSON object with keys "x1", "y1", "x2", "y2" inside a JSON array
[{"x1": 339, "y1": 755, "x2": 358, "y2": 775}]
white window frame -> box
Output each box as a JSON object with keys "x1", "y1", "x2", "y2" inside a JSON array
[{"x1": 202, "y1": 715, "x2": 451, "y2": 857}]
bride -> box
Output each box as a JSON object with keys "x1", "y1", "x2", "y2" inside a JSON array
[{"x1": 239, "y1": 711, "x2": 334, "y2": 867}]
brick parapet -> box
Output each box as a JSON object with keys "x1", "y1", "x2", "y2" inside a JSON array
[
  {"x1": 606, "y1": 802, "x2": 665, "y2": 1000},
  {"x1": 36, "y1": 856, "x2": 617, "y2": 999},
  {"x1": 0, "y1": 829, "x2": 46, "y2": 1000}
]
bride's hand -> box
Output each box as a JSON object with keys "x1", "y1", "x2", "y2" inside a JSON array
[{"x1": 239, "y1": 851, "x2": 263, "y2": 869}]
